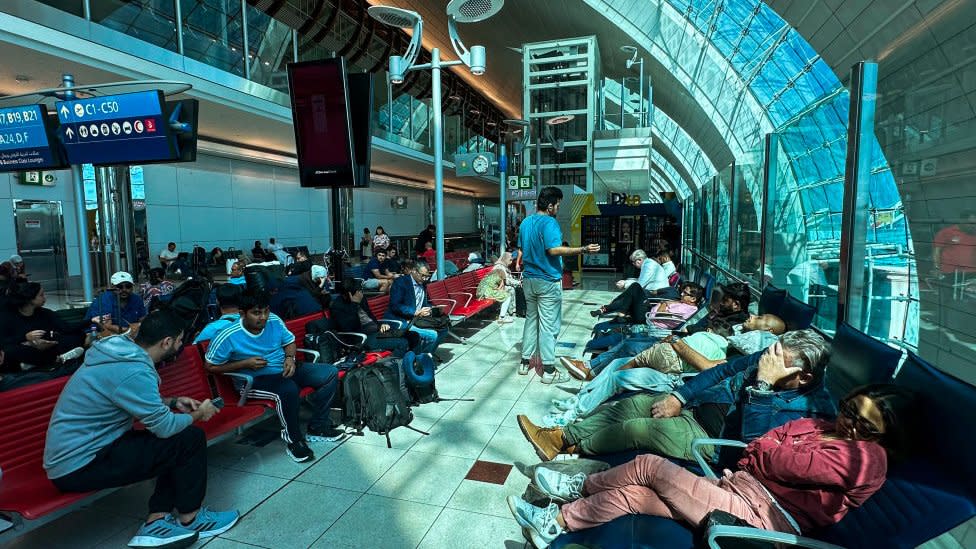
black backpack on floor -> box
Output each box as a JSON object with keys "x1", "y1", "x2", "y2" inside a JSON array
[{"x1": 342, "y1": 365, "x2": 427, "y2": 448}]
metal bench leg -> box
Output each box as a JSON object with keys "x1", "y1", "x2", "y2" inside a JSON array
[{"x1": 447, "y1": 329, "x2": 467, "y2": 344}]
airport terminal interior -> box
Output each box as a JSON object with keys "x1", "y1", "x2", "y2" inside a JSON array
[{"x1": 0, "y1": 0, "x2": 975, "y2": 548}]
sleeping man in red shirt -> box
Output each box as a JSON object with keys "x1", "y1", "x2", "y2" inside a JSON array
[{"x1": 507, "y1": 382, "x2": 915, "y2": 549}]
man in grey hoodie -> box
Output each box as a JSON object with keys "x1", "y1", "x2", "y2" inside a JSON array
[{"x1": 44, "y1": 310, "x2": 239, "y2": 549}]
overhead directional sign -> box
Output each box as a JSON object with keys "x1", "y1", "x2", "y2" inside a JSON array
[
  {"x1": 56, "y1": 90, "x2": 174, "y2": 166},
  {"x1": 0, "y1": 104, "x2": 66, "y2": 173}
]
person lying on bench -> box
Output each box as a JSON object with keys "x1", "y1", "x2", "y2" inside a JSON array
[
  {"x1": 684, "y1": 282, "x2": 751, "y2": 334},
  {"x1": 509, "y1": 383, "x2": 914, "y2": 549},
  {"x1": 44, "y1": 310, "x2": 239, "y2": 549},
  {"x1": 541, "y1": 314, "x2": 786, "y2": 427},
  {"x1": 517, "y1": 330, "x2": 835, "y2": 462},
  {"x1": 585, "y1": 282, "x2": 704, "y2": 353},
  {"x1": 587, "y1": 248, "x2": 680, "y2": 322},
  {"x1": 205, "y1": 291, "x2": 344, "y2": 462}
]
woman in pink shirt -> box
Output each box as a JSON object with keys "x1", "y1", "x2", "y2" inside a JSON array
[{"x1": 507, "y1": 384, "x2": 914, "y2": 548}]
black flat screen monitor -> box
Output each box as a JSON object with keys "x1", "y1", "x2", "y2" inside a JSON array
[
  {"x1": 346, "y1": 72, "x2": 373, "y2": 188},
  {"x1": 287, "y1": 58, "x2": 360, "y2": 188}
]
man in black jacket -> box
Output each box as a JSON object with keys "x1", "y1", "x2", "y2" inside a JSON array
[
  {"x1": 329, "y1": 278, "x2": 417, "y2": 357},
  {"x1": 415, "y1": 225, "x2": 435, "y2": 257}
]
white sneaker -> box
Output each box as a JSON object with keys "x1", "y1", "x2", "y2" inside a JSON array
[
  {"x1": 497, "y1": 316, "x2": 515, "y2": 324},
  {"x1": 518, "y1": 360, "x2": 531, "y2": 375},
  {"x1": 540, "y1": 369, "x2": 570, "y2": 384},
  {"x1": 507, "y1": 496, "x2": 564, "y2": 548},
  {"x1": 533, "y1": 467, "x2": 586, "y2": 504}
]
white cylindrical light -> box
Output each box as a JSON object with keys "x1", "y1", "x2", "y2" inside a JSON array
[
  {"x1": 469, "y1": 45, "x2": 486, "y2": 75},
  {"x1": 389, "y1": 56, "x2": 406, "y2": 84}
]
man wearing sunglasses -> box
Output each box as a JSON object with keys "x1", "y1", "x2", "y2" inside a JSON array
[{"x1": 87, "y1": 271, "x2": 147, "y2": 336}]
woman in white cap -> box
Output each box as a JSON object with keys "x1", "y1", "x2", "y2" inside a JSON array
[{"x1": 86, "y1": 271, "x2": 147, "y2": 336}]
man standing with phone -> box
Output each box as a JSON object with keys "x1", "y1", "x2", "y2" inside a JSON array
[
  {"x1": 44, "y1": 309, "x2": 239, "y2": 548},
  {"x1": 518, "y1": 186, "x2": 600, "y2": 383}
]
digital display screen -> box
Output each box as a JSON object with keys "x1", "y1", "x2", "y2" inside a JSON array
[
  {"x1": 56, "y1": 90, "x2": 174, "y2": 166},
  {"x1": 0, "y1": 104, "x2": 66, "y2": 172},
  {"x1": 287, "y1": 58, "x2": 358, "y2": 188}
]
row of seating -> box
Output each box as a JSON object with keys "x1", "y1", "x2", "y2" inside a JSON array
[
  {"x1": 0, "y1": 311, "x2": 388, "y2": 539},
  {"x1": 555, "y1": 283, "x2": 976, "y2": 548}
]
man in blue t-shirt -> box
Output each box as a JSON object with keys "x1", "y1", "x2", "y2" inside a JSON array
[
  {"x1": 362, "y1": 250, "x2": 395, "y2": 293},
  {"x1": 203, "y1": 291, "x2": 341, "y2": 463},
  {"x1": 517, "y1": 187, "x2": 600, "y2": 383},
  {"x1": 87, "y1": 271, "x2": 147, "y2": 336}
]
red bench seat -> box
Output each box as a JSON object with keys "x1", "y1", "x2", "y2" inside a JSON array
[{"x1": 0, "y1": 376, "x2": 94, "y2": 520}]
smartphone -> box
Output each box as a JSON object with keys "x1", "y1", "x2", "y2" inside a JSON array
[
  {"x1": 211, "y1": 397, "x2": 224, "y2": 410},
  {"x1": 48, "y1": 331, "x2": 60, "y2": 340}
]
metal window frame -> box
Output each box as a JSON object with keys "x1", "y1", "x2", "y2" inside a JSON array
[{"x1": 836, "y1": 61, "x2": 878, "y2": 330}]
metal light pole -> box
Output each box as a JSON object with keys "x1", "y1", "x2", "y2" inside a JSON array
[
  {"x1": 498, "y1": 142, "x2": 506, "y2": 251},
  {"x1": 62, "y1": 73, "x2": 95, "y2": 301},
  {"x1": 369, "y1": 0, "x2": 503, "y2": 280}
]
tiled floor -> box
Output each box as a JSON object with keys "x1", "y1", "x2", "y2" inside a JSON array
[{"x1": 6, "y1": 282, "x2": 619, "y2": 549}]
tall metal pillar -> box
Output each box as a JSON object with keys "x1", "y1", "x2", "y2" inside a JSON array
[
  {"x1": 430, "y1": 47, "x2": 446, "y2": 279},
  {"x1": 498, "y1": 143, "x2": 506, "y2": 250},
  {"x1": 63, "y1": 74, "x2": 94, "y2": 301},
  {"x1": 836, "y1": 61, "x2": 878, "y2": 330},
  {"x1": 759, "y1": 133, "x2": 779, "y2": 288}
]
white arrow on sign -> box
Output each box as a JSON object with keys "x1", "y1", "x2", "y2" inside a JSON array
[
  {"x1": 60, "y1": 105, "x2": 69, "y2": 118},
  {"x1": 65, "y1": 127, "x2": 74, "y2": 139}
]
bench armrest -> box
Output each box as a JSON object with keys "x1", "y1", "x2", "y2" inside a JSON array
[
  {"x1": 692, "y1": 438, "x2": 747, "y2": 480},
  {"x1": 324, "y1": 331, "x2": 367, "y2": 348},
  {"x1": 223, "y1": 372, "x2": 254, "y2": 407},
  {"x1": 430, "y1": 298, "x2": 457, "y2": 315},
  {"x1": 448, "y1": 291, "x2": 474, "y2": 308},
  {"x1": 707, "y1": 525, "x2": 845, "y2": 549},
  {"x1": 295, "y1": 347, "x2": 320, "y2": 362}
]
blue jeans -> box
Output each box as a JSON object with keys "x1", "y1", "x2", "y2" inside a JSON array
[
  {"x1": 575, "y1": 357, "x2": 684, "y2": 416},
  {"x1": 246, "y1": 362, "x2": 339, "y2": 443},
  {"x1": 409, "y1": 325, "x2": 440, "y2": 354},
  {"x1": 589, "y1": 337, "x2": 659, "y2": 375},
  {"x1": 521, "y1": 277, "x2": 563, "y2": 370}
]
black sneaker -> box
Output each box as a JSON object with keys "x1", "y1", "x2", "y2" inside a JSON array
[
  {"x1": 306, "y1": 425, "x2": 347, "y2": 443},
  {"x1": 589, "y1": 308, "x2": 604, "y2": 318},
  {"x1": 285, "y1": 440, "x2": 315, "y2": 462}
]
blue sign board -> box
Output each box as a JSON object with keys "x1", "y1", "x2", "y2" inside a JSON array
[
  {"x1": 0, "y1": 104, "x2": 64, "y2": 172},
  {"x1": 56, "y1": 90, "x2": 173, "y2": 166}
]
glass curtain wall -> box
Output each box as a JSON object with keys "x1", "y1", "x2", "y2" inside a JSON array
[
  {"x1": 91, "y1": 0, "x2": 179, "y2": 52},
  {"x1": 180, "y1": 0, "x2": 245, "y2": 76},
  {"x1": 873, "y1": 10, "x2": 975, "y2": 382}
]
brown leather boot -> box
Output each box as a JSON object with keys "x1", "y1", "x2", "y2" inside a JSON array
[
  {"x1": 517, "y1": 415, "x2": 565, "y2": 461},
  {"x1": 559, "y1": 357, "x2": 593, "y2": 381}
]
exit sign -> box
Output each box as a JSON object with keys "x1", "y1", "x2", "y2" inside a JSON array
[{"x1": 20, "y1": 171, "x2": 56, "y2": 186}]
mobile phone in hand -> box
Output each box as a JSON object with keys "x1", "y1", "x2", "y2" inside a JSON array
[{"x1": 211, "y1": 397, "x2": 224, "y2": 409}]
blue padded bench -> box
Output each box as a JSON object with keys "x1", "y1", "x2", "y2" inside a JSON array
[
  {"x1": 780, "y1": 294, "x2": 816, "y2": 331},
  {"x1": 757, "y1": 285, "x2": 787, "y2": 317},
  {"x1": 552, "y1": 324, "x2": 952, "y2": 549},
  {"x1": 824, "y1": 322, "x2": 900, "y2": 399}
]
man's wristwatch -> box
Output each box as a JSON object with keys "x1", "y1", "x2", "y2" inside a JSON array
[{"x1": 755, "y1": 380, "x2": 773, "y2": 392}]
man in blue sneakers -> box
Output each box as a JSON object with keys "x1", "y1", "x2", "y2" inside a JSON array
[{"x1": 44, "y1": 309, "x2": 239, "y2": 549}]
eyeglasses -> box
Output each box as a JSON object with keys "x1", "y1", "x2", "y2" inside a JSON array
[{"x1": 839, "y1": 400, "x2": 882, "y2": 437}]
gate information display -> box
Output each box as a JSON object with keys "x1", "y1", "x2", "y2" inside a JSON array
[
  {"x1": 0, "y1": 104, "x2": 65, "y2": 172},
  {"x1": 56, "y1": 90, "x2": 173, "y2": 166}
]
